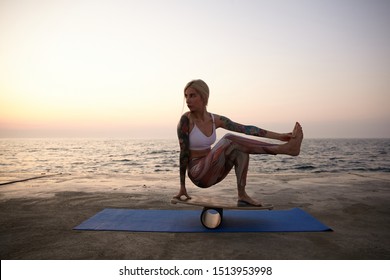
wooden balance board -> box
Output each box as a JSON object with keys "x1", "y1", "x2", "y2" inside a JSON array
[{"x1": 171, "y1": 196, "x2": 273, "y2": 229}]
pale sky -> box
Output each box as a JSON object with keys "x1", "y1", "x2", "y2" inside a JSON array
[{"x1": 1, "y1": 0, "x2": 389, "y2": 138}]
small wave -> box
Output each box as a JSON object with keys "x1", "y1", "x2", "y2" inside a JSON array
[
  {"x1": 294, "y1": 165, "x2": 316, "y2": 170},
  {"x1": 123, "y1": 162, "x2": 142, "y2": 166},
  {"x1": 367, "y1": 167, "x2": 390, "y2": 172},
  {"x1": 154, "y1": 168, "x2": 172, "y2": 172},
  {"x1": 148, "y1": 150, "x2": 175, "y2": 155},
  {"x1": 113, "y1": 159, "x2": 137, "y2": 163},
  {"x1": 112, "y1": 159, "x2": 142, "y2": 166}
]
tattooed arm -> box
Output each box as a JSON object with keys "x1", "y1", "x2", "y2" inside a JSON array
[
  {"x1": 217, "y1": 115, "x2": 291, "y2": 141},
  {"x1": 174, "y1": 113, "x2": 191, "y2": 199}
]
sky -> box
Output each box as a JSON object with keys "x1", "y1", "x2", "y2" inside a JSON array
[{"x1": 1, "y1": 0, "x2": 389, "y2": 138}]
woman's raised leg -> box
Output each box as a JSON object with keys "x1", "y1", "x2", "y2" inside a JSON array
[
  {"x1": 223, "y1": 122, "x2": 303, "y2": 156},
  {"x1": 221, "y1": 122, "x2": 304, "y2": 206}
]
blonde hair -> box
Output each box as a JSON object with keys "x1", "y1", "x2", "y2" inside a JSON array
[{"x1": 184, "y1": 79, "x2": 209, "y2": 106}]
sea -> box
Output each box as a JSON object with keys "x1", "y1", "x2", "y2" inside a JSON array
[{"x1": 0, "y1": 138, "x2": 389, "y2": 177}]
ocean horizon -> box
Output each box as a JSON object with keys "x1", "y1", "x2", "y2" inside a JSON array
[{"x1": 1, "y1": 138, "x2": 389, "y2": 179}]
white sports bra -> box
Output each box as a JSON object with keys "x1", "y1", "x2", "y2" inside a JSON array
[{"x1": 189, "y1": 114, "x2": 217, "y2": 150}]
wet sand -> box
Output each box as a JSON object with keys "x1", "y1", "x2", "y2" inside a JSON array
[{"x1": 0, "y1": 172, "x2": 389, "y2": 259}]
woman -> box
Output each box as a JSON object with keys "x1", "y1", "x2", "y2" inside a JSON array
[{"x1": 175, "y1": 79, "x2": 303, "y2": 206}]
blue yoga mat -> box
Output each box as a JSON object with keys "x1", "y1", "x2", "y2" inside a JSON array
[{"x1": 74, "y1": 208, "x2": 331, "y2": 233}]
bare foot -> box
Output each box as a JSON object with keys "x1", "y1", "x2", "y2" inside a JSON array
[
  {"x1": 237, "y1": 194, "x2": 263, "y2": 207},
  {"x1": 283, "y1": 122, "x2": 303, "y2": 156},
  {"x1": 291, "y1": 122, "x2": 303, "y2": 155}
]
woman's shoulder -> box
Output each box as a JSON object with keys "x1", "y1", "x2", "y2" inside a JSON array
[
  {"x1": 211, "y1": 113, "x2": 220, "y2": 119},
  {"x1": 180, "y1": 111, "x2": 192, "y2": 116},
  {"x1": 211, "y1": 113, "x2": 234, "y2": 128},
  {"x1": 210, "y1": 113, "x2": 223, "y2": 125},
  {"x1": 179, "y1": 112, "x2": 192, "y2": 127},
  {"x1": 180, "y1": 112, "x2": 191, "y2": 121}
]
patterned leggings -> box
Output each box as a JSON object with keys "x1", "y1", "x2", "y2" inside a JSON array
[{"x1": 188, "y1": 135, "x2": 246, "y2": 188}]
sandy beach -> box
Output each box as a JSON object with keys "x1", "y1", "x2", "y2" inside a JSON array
[{"x1": 0, "y1": 172, "x2": 389, "y2": 260}]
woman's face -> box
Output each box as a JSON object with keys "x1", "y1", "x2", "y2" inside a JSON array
[{"x1": 185, "y1": 87, "x2": 205, "y2": 112}]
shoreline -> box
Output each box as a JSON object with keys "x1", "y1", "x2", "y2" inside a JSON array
[{"x1": 1, "y1": 172, "x2": 389, "y2": 259}]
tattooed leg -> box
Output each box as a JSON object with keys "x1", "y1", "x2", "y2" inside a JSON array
[{"x1": 223, "y1": 133, "x2": 278, "y2": 155}]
